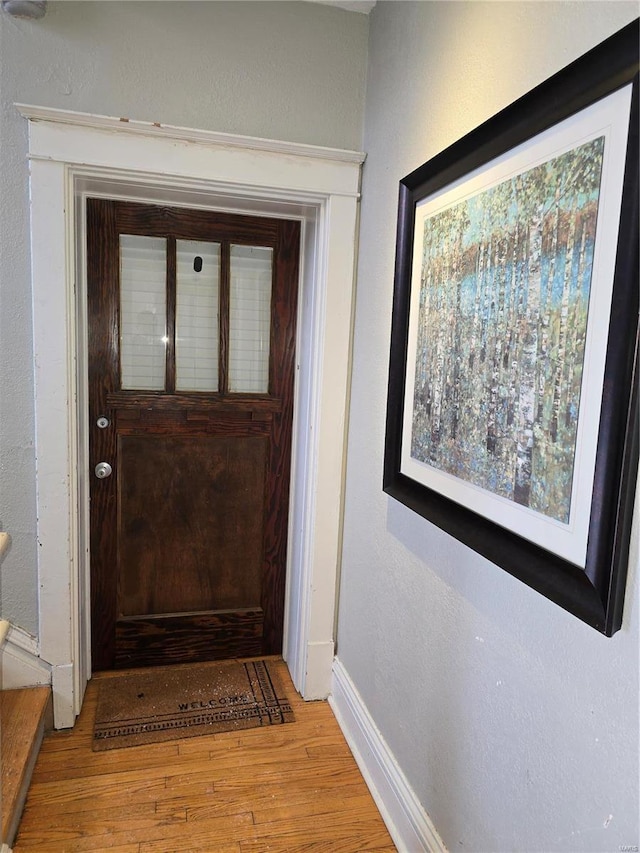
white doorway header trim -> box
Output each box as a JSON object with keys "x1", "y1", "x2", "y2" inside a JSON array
[
  {"x1": 16, "y1": 104, "x2": 366, "y2": 166},
  {"x1": 20, "y1": 104, "x2": 363, "y2": 727}
]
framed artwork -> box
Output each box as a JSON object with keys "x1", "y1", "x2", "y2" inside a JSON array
[{"x1": 383, "y1": 21, "x2": 639, "y2": 635}]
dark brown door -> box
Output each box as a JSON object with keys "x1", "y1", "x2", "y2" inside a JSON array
[{"x1": 87, "y1": 200, "x2": 299, "y2": 670}]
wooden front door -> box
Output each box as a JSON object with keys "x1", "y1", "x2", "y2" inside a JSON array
[{"x1": 87, "y1": 200, "x2": 299, "y2": 670}]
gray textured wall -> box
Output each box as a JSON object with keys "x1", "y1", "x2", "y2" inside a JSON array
[
  {"x1": 338, "y1": 2, "x2": 639, "y2": 851},
  {"x1": 0, "y1": 0, "x2": 368, "y2": 635}
]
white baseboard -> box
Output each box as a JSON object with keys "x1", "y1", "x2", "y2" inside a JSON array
[
  {"x1": 330, "y1": 657, "x2": 447, "y2": 853},
  {"x1": 1, "y1": 624, "x2": 51, "y2": 690}
]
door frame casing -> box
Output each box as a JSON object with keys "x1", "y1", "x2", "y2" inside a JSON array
[{"x1": 19, "y1": 104, "x2": 364, "y2": 727}]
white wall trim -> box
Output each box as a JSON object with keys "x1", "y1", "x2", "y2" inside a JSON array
[
  {"x1": 6, "y1": 624, "x2": 39, "y2": 656},
  {"x1": 0, "y1": 536, "x2": 11, "y2": 654},
  {"x1": 1, "y1": 624, "x2": 51, "y2": 691},
  {"x1": 330, "y1": 657, "x2": 448, "y2": 853},
  {"x1": 16, "y1": 104, "x2": 366, "y2": 166},
  {"x1": 21, "y1": 105, "x2": 362, "y2": 726},
  {"x1": 302, "y1": 640, "x2": 336, "y2": 700}
]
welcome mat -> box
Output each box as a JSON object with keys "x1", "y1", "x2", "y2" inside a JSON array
[{"x1": 93, "y1": 658, "x2": 294, "y2": 751}]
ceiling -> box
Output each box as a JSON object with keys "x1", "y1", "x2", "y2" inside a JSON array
[
  {"x1": 308, "y1": 1, "x2": 377, "y2": 13},
  {"x1": 0, "y1": 1, "x2": 378, "y2": 19}
]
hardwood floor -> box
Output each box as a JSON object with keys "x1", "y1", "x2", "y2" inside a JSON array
[{"x1": 13, "y1": 659, "x2": 395, "y2": 852}]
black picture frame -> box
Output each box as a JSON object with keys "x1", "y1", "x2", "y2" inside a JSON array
[{"x1": 383, "y1": 20, "x2": 639, "y2": 636}]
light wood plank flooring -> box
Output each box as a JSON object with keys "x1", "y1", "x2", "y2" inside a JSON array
[{"x1": 13, "y1": 659, "x2": 395, "y2": 852}]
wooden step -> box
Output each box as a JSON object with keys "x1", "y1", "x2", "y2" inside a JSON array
[{"x1": 1, "y1": 687, "x2": 52, "y2": 848}]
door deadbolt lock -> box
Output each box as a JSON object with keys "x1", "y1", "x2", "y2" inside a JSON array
[
  {"x1": 95, "y1": 462, "x2": 113, "y2": 479},
  {"x1": 96, "y1": 417, "x2": 110, "y2": 429}
]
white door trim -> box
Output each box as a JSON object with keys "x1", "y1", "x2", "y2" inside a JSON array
[{"x1": 19, "y1": 104, "x2": 364, "y2": 727}]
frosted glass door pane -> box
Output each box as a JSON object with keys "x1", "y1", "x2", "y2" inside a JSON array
[
  {"x1": 120, "y1": 235, "x2": 167, "y2": 391},
  {"x1": 229, "y1": 245, "x2": 273, "y2": 393},
  {"x1": 176, "y1": 240, "x2": 220, "y2": 392}
]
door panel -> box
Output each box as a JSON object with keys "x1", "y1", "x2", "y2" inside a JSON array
[
  {"x1": 114, "y1": 610, "x2": 264, "y2": 668},
  {"x1": 87, "y1": 199, "x2": 299, "y2": 670},
  {"x1": 118, "y1": 434, "x2": 268, "y2": 616}
]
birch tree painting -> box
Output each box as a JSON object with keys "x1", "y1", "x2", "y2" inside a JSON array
[{"x1": 411, "y1": 136, "x2": 605, "y2": 524}]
